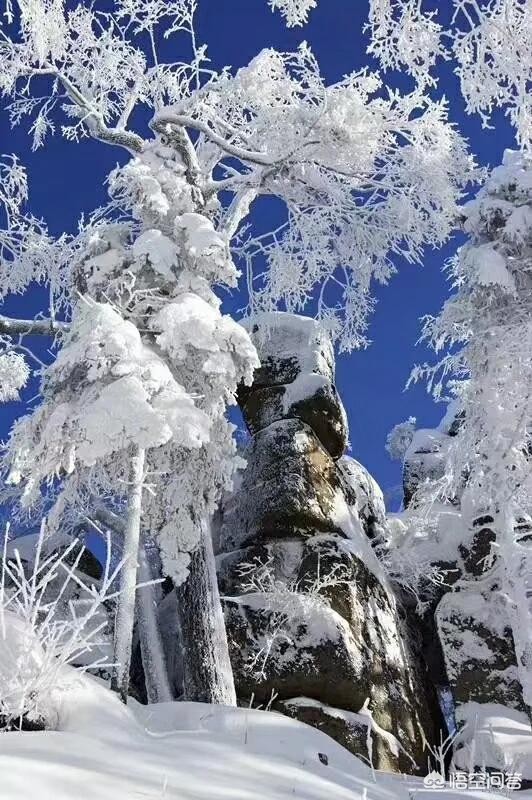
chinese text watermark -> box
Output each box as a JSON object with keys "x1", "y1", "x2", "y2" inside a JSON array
[{"x1": 423, "y1": 770, "x2": 522, "y2": 791}]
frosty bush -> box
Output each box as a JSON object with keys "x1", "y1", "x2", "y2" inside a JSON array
[
  {"x1": 385, "y1": 417, "x2": 417, "y2": 461},
  {"x1": 235, "y1": 554, "x2": 351, "y2": 681},
  {"x1": 0, "y1": 521, "x2": 121, "y2": 730}
]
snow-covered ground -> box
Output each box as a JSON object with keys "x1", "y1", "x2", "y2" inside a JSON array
[
  {"x1": 1, "y1": 669, "x2": 531, "y2": 800},
  {"x1": 454, "y1": 702, "x2": 532, "y2": 778}
]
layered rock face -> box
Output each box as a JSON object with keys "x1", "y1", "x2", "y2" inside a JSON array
[{"x1": 218, "y1": 313, "x2": 443, "y2": 774}]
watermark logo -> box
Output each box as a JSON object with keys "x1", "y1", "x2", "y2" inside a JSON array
[
  {"x1": 423, "y1": 771, "x2": 522, "y2": 791},
  {"x1": 423, "y1": 771, "x2": 446, "y2": 790}
]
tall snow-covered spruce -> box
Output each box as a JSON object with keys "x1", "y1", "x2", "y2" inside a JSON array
[
  {"x1": 416, "y1": 150, "x2": 532, "y2": 710},
  {"x1": 0, "y1": 0, "x2": 472, "y2": 704}
]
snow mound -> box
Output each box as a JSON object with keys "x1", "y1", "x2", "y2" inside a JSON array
[
  {"x1": 0, "y1": 670, "x2": 389, "y2": 800},
  {"x1": 454, "y1": 702, "x2": 532, "y2": 780},
  {"x1": 1, "y1": 671, "x2": 529, "y2": 799},
  {"x1": 243, "y1": 311, "x2": 335, "y2": 383}
]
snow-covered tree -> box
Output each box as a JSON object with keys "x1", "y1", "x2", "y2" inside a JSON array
[
  {"x1": 416, "y1": 149, "x2": 532, "y2": 708},
  {"x1": 370, "y1": 0, "x2": 532, "y2": 148},
  {"x1": 274, "y1": 1, "x2": 531, "y2": 148},
  {"x1": 0, "y1": 0, "x2": 472, "y2": 703},
  {"x1": 385, "y1": 416, "x2": 417, "y2": 461},
  {"x1": 268, "y1": 0, "x2": 317, "y2": 27}
]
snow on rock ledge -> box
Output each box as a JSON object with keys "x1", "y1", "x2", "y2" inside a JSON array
[
  {"x1": 240, "y1": 312, "x2": 335, "y2": 390},
  {"x1": 437, "y1": 580, "x2": 526, "y2": 713},
  {"x1": 453, "y1": 702, "x2": 532, "y2": 783},
  {"x1": 241, "y1": 375, "x2": 348, "y2": 459},
  {"x1": 280, "y1": 697, "x2": 414, "y2": 774},
  {"x1": 238, "y1": 312, "x2": 348, "y2": 458}
]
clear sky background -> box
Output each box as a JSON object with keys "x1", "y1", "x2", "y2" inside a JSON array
[{"x1": 0, "y1": 0, "x2": 518, "y2": 508}]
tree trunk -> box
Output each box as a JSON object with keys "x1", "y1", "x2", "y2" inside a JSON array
[
  {"x1": 137, "y1": 539, "x2": 173, "y2": 704},
  {"x1": 92, "y1": 504, "x2": 171, "y2": 703},
  {"x1": 111, "y1": 445, "x2": 145, "y2": 703},
  {"x1": 175, "y1": 516, "x2": 236, "y2": 705}
]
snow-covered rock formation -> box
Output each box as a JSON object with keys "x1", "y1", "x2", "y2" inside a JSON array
[{"x1": 217, "y1": 312, "x2": 443, "y2": 773}]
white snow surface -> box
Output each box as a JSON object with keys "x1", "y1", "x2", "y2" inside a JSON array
[
  {"x1": 1, "y1": 669, "x2": 530, "y2": 799},
  {"x1": 152, "y1": 292, "x2": 258, "y2": 393},
  {"x1": 132, "y1": 228, "x2": 179, "y2": 280},
  {"x1": 282, "y1": 372, "x2": 329, "y2": 412},
  {"x1": 404, "y1": 427, "x2": 452, "y2": 461},
  {"x1": 5, "y1": 529, "x2": 71, "y2": 565},
  {"x1": 339, "y1": 456, "x2": 386, "y2": 526},
  {"x1": 485, "y1": 149, "x2": 532, "y2": 195},
  {"x1": 330, "y1": 491, "x2": 390, "y2": 586},
  {"x1": 387, "y1": 503, "x2": 464, "y2": 566},
  {"x1": 463, "y1": 242, "x2": 516, "y2": 294},
  {"x1": 244, "y1": 311, "x2": 335, "y2": 382},
  {"x1": 454, "y1": 702, "x2": 532, "y2": 779}
]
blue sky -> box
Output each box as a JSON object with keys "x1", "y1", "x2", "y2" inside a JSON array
[{"x1": 0, "y1": 0, "x2": 518, "y2": 507}]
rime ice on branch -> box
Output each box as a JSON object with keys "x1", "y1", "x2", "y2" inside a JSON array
[{"x1": 273, "y1": 1, "x2": 531, "y2": 148}]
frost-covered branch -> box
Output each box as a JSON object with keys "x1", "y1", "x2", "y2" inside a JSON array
[
  {"x1": 0, "y1": 315, "x2": 69, "y2": 336},
  {"x1": 1, "y1": 5, "x2": 476, "y2": 348},
  {"x1": 18, "y1": 64, "x2": 145, "y2": 153},
  {"x1": 367, "y1": 0, "x2": 445, "y2": 88},
  {"x1": 153, "y1": 112, "x2": 274, "y2": 167},
  {"x1": 233, "y1": 554, "x2": 351, "y2": 681},
  {"x1": 268, "y1": 0, "x2": 317, "y2": 27},
  {"x1": 273, "y1": 1, "x2": 531, "y2": 147},
  {"x1": 369, "y1": 0, "x2": 532, "y2": 147},
  {"x1": 0, "y1": 351, "x2": 30, "y2": 403}
]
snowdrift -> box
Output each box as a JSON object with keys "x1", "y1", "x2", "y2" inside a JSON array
[{"x1": 2, "y1": 669, "x2": 532, "y2": 800}]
